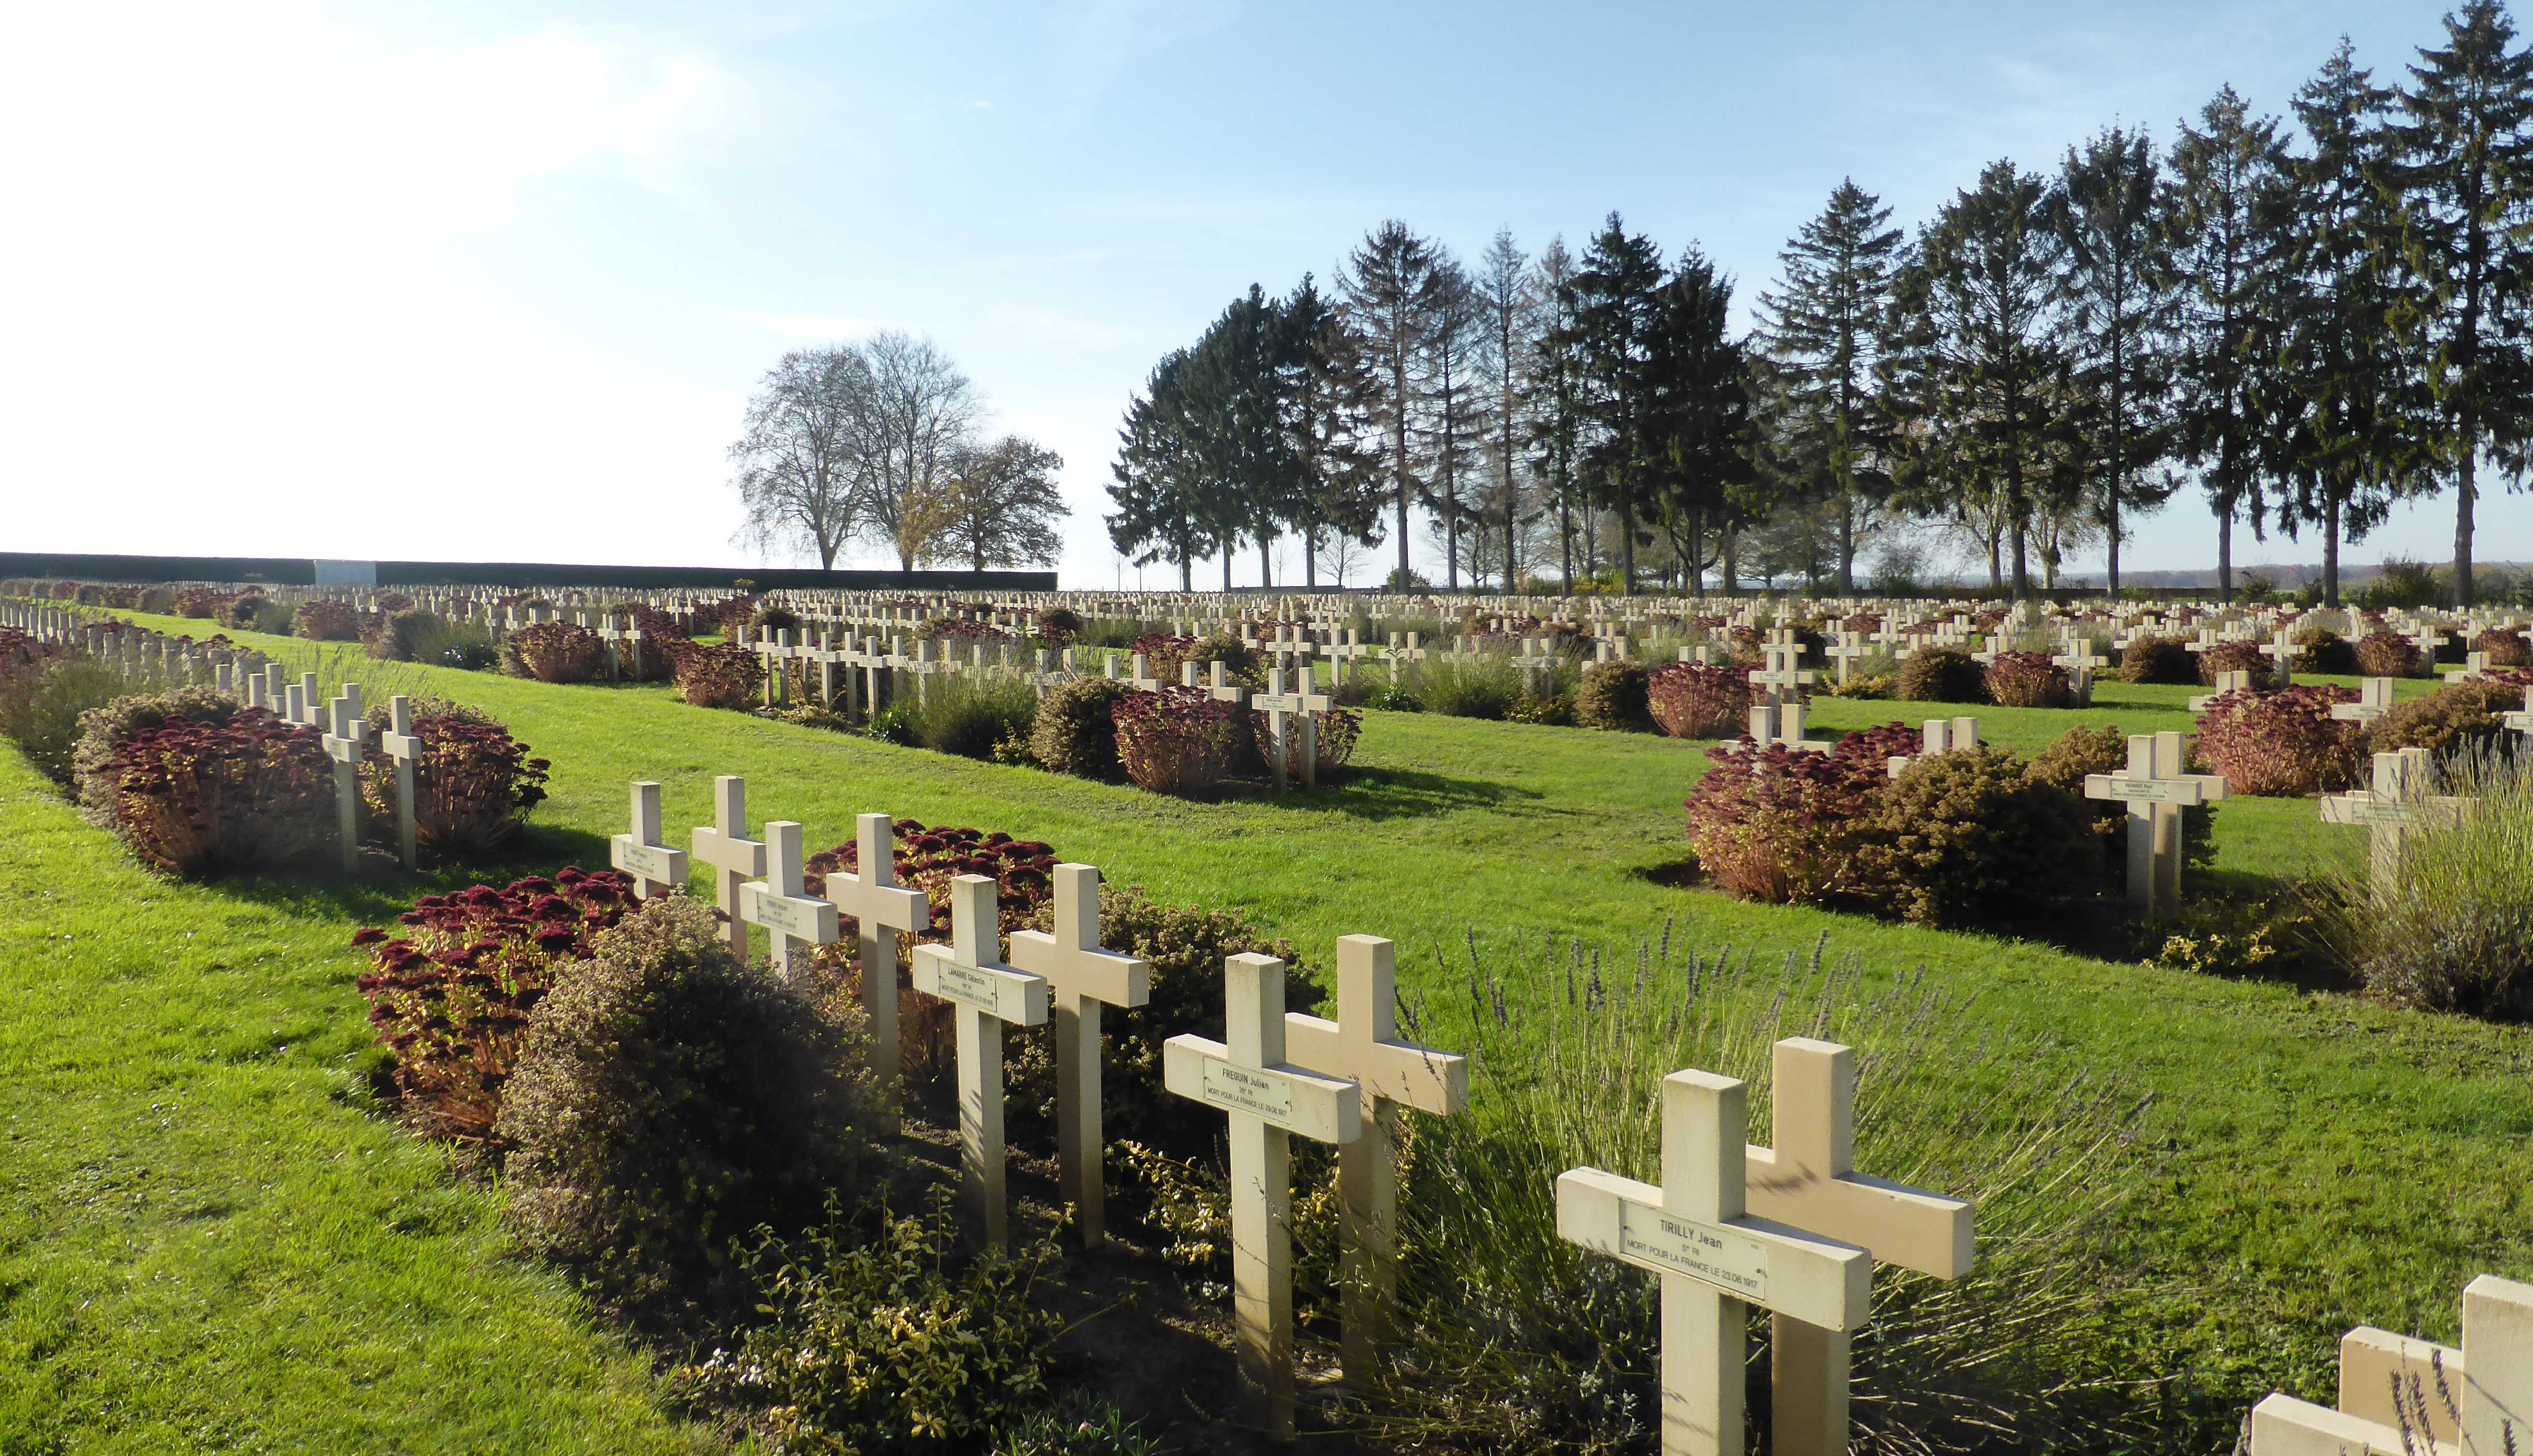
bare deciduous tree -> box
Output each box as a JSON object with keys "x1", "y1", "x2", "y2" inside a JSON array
[
  {"x1": 728, "y1": 347, "x2": 869, "y2": 569},
  {"x1": 857, "y1": 331, "x2": 982, "y2": 568},
  {"x1": 918, "y1": 434, "x2": 1068, "y2": 569}
]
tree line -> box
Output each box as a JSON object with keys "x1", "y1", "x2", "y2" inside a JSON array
[
  {"x1": 729, "y1": 331, "x2": 1068, "y2": 573},
  {"x1": 1106, "y1": 3, "x2": 2533, "y2": 606}
]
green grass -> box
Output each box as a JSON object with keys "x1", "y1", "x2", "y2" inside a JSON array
[{"x1": 12, "y1": 610, "x2": 2533, "y2": 1447}]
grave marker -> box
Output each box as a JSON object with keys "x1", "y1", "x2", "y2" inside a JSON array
[
  {"x1": 1283, "y1": 935, "x2": 1468, "y2": 1380},
  {"x1": 1007, "y1": 863, "x2": 1149, "y2": 1247},
  {"x1": 911, "y1": 874, "x2": 1050, "y2": 1248},
  {"x1": 2331, "y1": 677, "x2": 2397, "y2": 726},
  {"x1": 2320, "y1": 748, "x2": 2468, "y2": 888},
  {"x1": 1557, "y1": 1069, "x2": 1871, "y2": 1456},
  {"x1": 321, "y1": 684, "x2": 365, "y2": 874},
  {"x1": 739, "y1": 820, "x2": 839, "y2": 980},
  {"x1": 2083, "y1": 731, "x2": 2227, "y2": 917},
  {"x1": 1164, "y1": 954, "x2": 1362, "y2": 1440},
  {"x1": 2249, "y1": 1274, "x2": 2531, "y2": 1456},
  {"x1": 690, "y1": 775, "x2": 768, "y2": 955},
  {"x1": 609, "y1": 780, "x2": 688, "y2": 898},
  {"x1": 825, "y1": 814, "x2": 933, "y2": 1103},
  {"x1": 379, "y1": 695, "x2": 425, "y2": 870}
]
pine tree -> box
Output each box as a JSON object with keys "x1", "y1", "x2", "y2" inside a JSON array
[
  {"x1": 1525, "y1": 237, "x2": 1586, "y2": 591},
  {"x1": 1106, "y1": 349, "x2": 1222, "y2": 591},
  {"x1": 1182, "y1": 284, "x2": 1297, "y2": 590},
  {"x1": 2280, "y1": 41, "x2": 2433, "y2": 606},
  {"x1": 1418, "y1": 261, "x2": 1485, "y2": 590},
  {"x1": 1883, "y1": 160, "x2": 2070, "y2": 599},
  {"x1": 1570, "y1": 213, "x2": 1668, "y2": 593},
  {"x1": 1280, "y1": 275, "x2": 1385, "y2": 588},
  {"x1": 1646, "y1": 247, "x2": 1755, "y2": 591},
  {"x1": 2386, "y1": 0, "x2": 2533, "y2": 605},
  {"x1": 1474, "y1": 228, "x2": 1532, "y2": 590},
  {"x1": 1755, "y1": 179, "x2": 1904, "y2": 592},
  {"x1": 2164, "y1": 85, "x2": 2292, "y2": 603},
  {"x1": 2054, "y1": 123, "x2": 2180, "y2": 597},
  {"x1": 1339, "y1": 222, "x2": 1452, "y2": 588}
]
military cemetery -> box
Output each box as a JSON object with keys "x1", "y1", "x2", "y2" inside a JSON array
[{"x1": 10, "y1": 3, "x2": 2533, "y2": 1453}]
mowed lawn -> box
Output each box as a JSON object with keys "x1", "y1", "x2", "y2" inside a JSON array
[{"x1": 6, "y1": 611, "x2": 2531, "y2": 1449}]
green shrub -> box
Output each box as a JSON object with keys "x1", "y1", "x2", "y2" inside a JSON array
[
  {"x1": 1416, "y1": 655, "x2": 1524, "y2": 720},
  {"x1": 2329, "y1": 749, "x2": 2533, "y2": 1019},
  {"x1": 1028, "y1": 679, "x2": 1129, "y2": 779},
  {"x1": 1858, "y1": 745, "x2": 2097, "y2": 930},
  {"x1": 137, "y1": 587, "x2": 178, "y2": 615},
  {"x1": 906, "y1": 672, "x2": 1039, "y2": 760},
  {"x1": 72, "y1": 685, "x2": 240, "y2": 825},
  {"x1": 2025, "y1": 724, "x2": 2216, "y2": 883},
  {"x1": 500, "y1": 621, "x2": 604, "y2": 684},
  {"x1": 2358, "y1": 556, "x2": 2443, "y2": 610},
  {"x1": 1034, "y1": 607, "x2": 1084, "y2": 644},
  {"x1": 364, "y1": 607, "x2": 448, "y2": 663},
  {"x1": 2293, "y1": 624, "x2": 2359, "y2": 675},
  {"x1": 1572, "y1": 659, "x2": 1652, "y2": 731},
  {"x1": 497, "y1": 895, "x2": 887, "y2": 1326},
  {"x1": 352, "y1": 868, "x2": 642, "y2": 1144},
  {"x1": 671, "y1": 1189, "x2": 1062, "y2": 1453},
  {"x1": 749, "y1": 604, "x2": 802, "y2": 635},
  {"x1": 0, "y1": 657, "x2": 149, "y2": 789},
  {"x1": 2368, "y1": 679, "x2": 2525, "y2": 760},
  {"x1": 2115, "y1": 635, "x2": 2196, "y2": 684},
  {"x1": 356, "y1": 698, "x2": 549, "y2": 857},
  {"x1": 1896, "y1": 647, "x2": 1987, "y2": 703}
]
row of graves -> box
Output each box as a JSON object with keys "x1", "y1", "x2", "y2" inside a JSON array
[{"x1": 607, "y1": 772, "x2": 2533, "y2": 1452}]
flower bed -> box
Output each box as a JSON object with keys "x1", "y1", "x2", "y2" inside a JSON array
[
  {"x1": 103, "y1": 709, "x2": 333, "y2": 875},
  {"x1": 2193, "y1": 686, "x2": 2364, "y2": 795},
  {"x1": 1112, "y1": 688, "x2": 1241, "y2": 796},
  {"x1": 1646, "y1": 663, "x2": 1752, "y2": 739}
]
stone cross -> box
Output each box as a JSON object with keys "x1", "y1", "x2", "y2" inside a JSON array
[
  {"x1": 1748, "y1": 633, "x2": 1814, "y2": 706},
  {"x1": 321, "y1": 684, "x2": 366, "y2": 875},
  {"x1": 2257, "y1": 626, "x2": 2298, "y2": 686},
  {"x1": 1743, "y1": 1039, "x2": 1974, "y2": 1456},
  {"x1": 1007, "y1": 863, "x2": 1149, "y2": 1248},
  {"x1": 2188, "y1": 669, "x2": 2257, "y2": 713},
  {"x1": 379, "y1": 695, "x2": 425, "y2": 870},
  {"x1": 690, "y1": 775, "x2": 768, "y2": 955},
  {"x1": 1163, "y1": 954, "x2": 1362, "y2": 1440},
  {"x1": 2320, "y1": 748, "x2": 2468, "y2": 888},
  {"x1": 2083, "y1": 731, "x2": 2228, "y2": 917},
  {"x1": 1251, "y1": 665, "x2": 1305, "y2": 794},
  {"x1": 610, "y1": 780, "x2": 688, "y2": 898},
  {"x1": 1556, "y1": 1069, "x2": 1871, "y2": 1456},
  {"x1": 1888, "y1": 716, "x2": 1979, "y2": 777},
  {"x1": 1747, "y1": 698, "x2": 1832, "y2": 754},
  {"x1": 823, "y1": 813, "x2": 932, "y2": 1103},
  {"x1": 2248, "y1": 1273, "x2": 2530, "y2": 1456},
  {"x1": 2331, "y1": 677, "x2": 2398, "y2": 726},
  {"x1": 911, "y1": 874, "x2": 1050, "y2": 1248},
  {"x1": 1127, "y1": 652, "x2": 1161, "y2": 693},
  {"x1": 740, "y1": 820, "x2": 839, "y2": 980},
  {"x1": 1283, "y1": 935, "x2": 1468, "y2": 1381},
  {"x1": 1823, "y1": 632, "x2": 1870, "y2": 685}
]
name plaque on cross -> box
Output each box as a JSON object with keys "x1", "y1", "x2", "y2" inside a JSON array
[
  {"x1": 613, "y1": 839, "x2": 682, "y2": 884},
  {"x1": 1200, "y1": 1058, "x2": 1300, "y2": 1126},
  {"x1": 2320, "y1": 798, "x2": 2450, "y2": 828},
  {"x1": 1618, "y1": 1202, "x2": 1772, "y2": 1300},
  {"x1": 930, "y1": 958, "x2": 1015, "y2": 1014},
  {"x1": 738, "y1": 883, "x2": 837, "y2": 940},
  {"x1": 1163, "y1": 1035, "x2": 1355, "y2": 1145},
  {"x1": 2093, "y1": 775, "x2": 2197, "y2": 804}
]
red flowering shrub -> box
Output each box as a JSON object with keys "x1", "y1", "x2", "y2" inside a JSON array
[
  {"x1": 1113, "y1": 688, "x2": 1241, "y2": 796},
  {"x1": 1832, "y1": 720, "x2": 1929, "y2": 772},
  {"x1": 1249, "y1": 705, "x2": 1363, "y2": 778},
  {"x1": 800, "y1": 823, "x2": 1059, "y2": 1086},
  {"x1": 352, "y1": 867, "x2": 642, "y2": 1144},
  {"x1": 1982, "y1": 651, "x2": 2073, "y2": 708},
  {"x1": 1682, "y1": 741, "x2": 1887, "y2": 906},
  {"x1": 172, "y1": 588, "x2": 230, "y2": 620},
  {"x1": 500, "y1": 621, "x2": 604, "y2": 684},
  {"x1": 2193, "y1": 685, "x2": 2364, "y2": 795},
  {"x1": 49, "y1": 580, "x2": 79, "y2": 600},
  {"x1": 673, "y1": 641, "x2": 760, "y2": 708},
  {"x1": 2355, "y1": 631, "x2": 2426, "y2": 678},
  {"x1": 2197, "y1": 639, "x2": 2268, "y2": 685},
  {"x1": 2117, "y1": 636, "x2": 2197, "y2": 684},
  {"x1": 357, "y1": 699, "x2": 549, "y2": 857},
  {"x1": 711, "y1": 595, "x2": 759, "y2": 634},
  {"x1": 293, "y1": 599, "x2": 361, "y2": 641},
  {"x1": 105, "y1": 709, "x2": 334, "y2": 875},
  {"x1": 2368, "y1": 679, "x2": 2527, "y2": 759},
  {"x1": 2473, "y1": 627, "x2": 2532, "y2": 668},
  {"x1": 625, "y1": 607, "x2": 687, "y2": 681},
  {"x1": 1646, "y1": 663, "x2": 1753, "y2": 739}
]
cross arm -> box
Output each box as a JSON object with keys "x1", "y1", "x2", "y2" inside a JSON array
[
  {"x1": 1161, "y1": 1034, "x2": 1360, "y2": 1144},
  {"x1": 1553, "y1": 1167, "x2": 1870, "y2": 1332},
  {"x1": 1283, "y1": 1013, "x2": 1468, "y2": 1115},
  {"x1": 1007, "y1": 933, "x2": 1149, "y2": 1007},
  {"x1": 1741, "y1": 1150, "x2": 1972, "y2": 1279}
]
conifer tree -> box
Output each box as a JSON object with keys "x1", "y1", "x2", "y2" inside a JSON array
[
  {"x1": 1106, "y1": 349, "x2": 1222, "y2": 591},
  {"x1": 2164, "y1": 85, "x2": 2292, "y2": 602},
  {"x1": 1475, "y1": 228, "x2": 1533, "y2": 590},
  {"x1": 2386, "y1": 0, "x2": 2533, "y2": 605},
  {"x1": 1339, "y1": 222, "x2": 1452, "y2": 587},
  {"x1": 2054, "y1": 123, "x2": 2179, "y2": 596},
  {"x1": 1282, "y1": 275, "x2": 1385, "y2": 588},
  {"x1": 1418, "y1": 261, "x2": 1485, "y2": 589},
  {"x1": 1647, "y1": 247, "x2": 1755, "y2": 590},
  {"x1": 1755, "y1": 180, "x2": 1904, "y2": 592},
  {"x1": 1570, "y1": 213, "x2": 1668, "y2": 593},
  {"x1": 1525, "y1": 237, "x2": 1586, "y2": 591}
]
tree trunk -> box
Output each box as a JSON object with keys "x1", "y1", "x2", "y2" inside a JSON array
[
  {"x1": 1618, "y1": 492, "x2": 1636, "y2": 595},
  {"x1": 2455, "y1": 414, "x2": 2477, "y2": 607},
  {"x1": 1837, "y1": 490, "x2": 1856, "y2": 595},
  {"x1": 2009, "y1": 520, "x2": 2030, "y2": 601},
  {"x1": 1303, "y1": 526, "x2": 1319, "y2": 589},
  {"x1": 2105, "y1": 493, "x2": 2122, "y2": 598},
  {"x1": 1722, "y1": 528, "x2": 1739, "y2": 594},
  {"x1": 2216, "y1": 502, "x2": 2233, "y2": 605},
  {"x1": 1178, "y1": 549, "x2": 1192, "y2": 593},
  {"x1": 1560, "y1": 495, "x2": 1574, "y2": 592},
  {"x1": 2325, "y1": 491, "x2": 2342, "y2": 608},
  {"x1": 1259, "y1": 531, "x2": 1272, "y2": 590},
  {"x1": 1221, "y1": 550, "x2": 1232, "y2": 594}
]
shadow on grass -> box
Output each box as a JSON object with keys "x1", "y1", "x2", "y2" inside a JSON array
[
  {"x1": 1302, "y1": 764, "x2": 1539, "y2": 821},
  {"x1": 195, "y1": 823, "x2": 627, "y2": 927}
]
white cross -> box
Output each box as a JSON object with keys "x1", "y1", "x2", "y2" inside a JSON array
[
  {"x1": 610, "y1": 779, "x2": 688, "y2": 898},
  {"x1": 690, "y1": 775, "x2": 768, "y2": 955},
  {"x1": 2320, "y1": 748, "x2": 2469, "y2": 888},
  {"x1": 1556, "y1": 1068, "x2": 1871, "y2": 1456},
  {"x1": 1887, "y1": 716, "x2": 1979, "y2": 777},
  {"x1": 1742, "y1": 1039, "x2": 1973, "y2": 1456},
  {"x1": 1164, "y1": 953, "x2": 1362, "y2": 1438},
  {"x1": 740, "y1": 821, "x2": 839, "y2": 980},
  {"x1": 1282, "y1": 935, "x2": 1468, "y2": 1380},
  {"x1": 2332, "y1": 677, "x2": 2397, "y2": 726},
  {"x1": 1251, "y1": 665, "x2": 1305, "y2": 794},
  {"x1": 830, "y1": 810, "x2": 942, "y2": 1104},
  {"x1": 322, "y1": 683, "x2": 365, "y2": 875},
  {"x1": 379, "y1": 695, "x2": 426, "y2": 870},
  {"x1": 1007, "y1": 863, "x2": 1149, "y2": 1247},
  {"x1": 2249, "y1": 1273, "x2": 2531, "y2": 1456},
  {"x1": 2188, "y1": 669, "x2": 2257, "y2": 713},
  {"x1": 912, "y1": 874, "x2": 1050, "y2": 1248},
  {"x1": 2083, "y1": 731, "x2": 2228, "y2": 917}
]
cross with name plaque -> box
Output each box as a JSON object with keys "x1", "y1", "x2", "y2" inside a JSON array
[
  {"x1": 911, "y1": 874, "x2": 1050, "y2": 1248},
  {"x1": 610, "y1": 780, "x2": 689, "y2": 898},
  {"x1": 1164, "y1": 954, "x2": 1362, "y2": 1441},
  {"x1": 2320, "y1": 747, "x2": 2469, "y2": 887},
  {"x1": 1557, "y1": 1068, "x2": 1871, "y2": 1456},
  {"x1": 2083, "y1": 730, "x2": 2227, "y2": 917},
  {"x1": 739, "y1": 821, "x2": 840, "y2": 979},
  {"x1": 380, "y1": 695, "x2": 426, "y2": 870},
  {"x1": 321, "y1": 684, "x2": 366, "y2": 874},
  {"x1": 691, "y1": 775, "x2": 768, "y2": 955},
  {"x1": 825, "y1": 814, "x2": 932, "y2": 1105}
]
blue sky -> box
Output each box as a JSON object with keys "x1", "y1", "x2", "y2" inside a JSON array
[{"x1": 3, "y1": 0, "x2": 2514, "y2": 587}]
